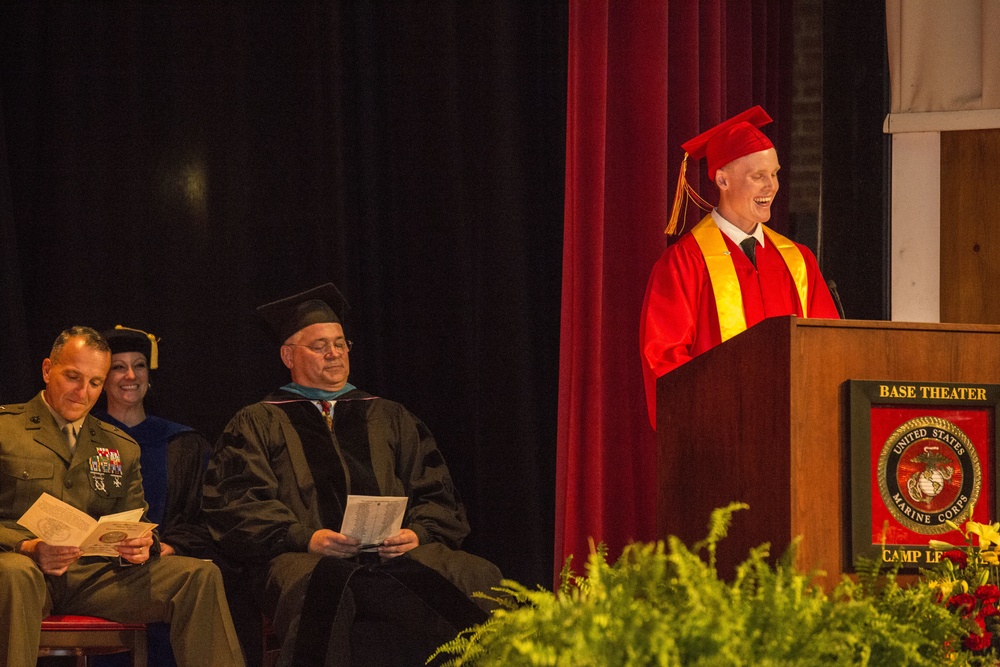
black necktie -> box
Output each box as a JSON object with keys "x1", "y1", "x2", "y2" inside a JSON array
[{"x1": 740, "y1": 236, "x2": 757, "y2": 268}]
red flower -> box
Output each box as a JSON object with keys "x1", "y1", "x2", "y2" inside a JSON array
[
  {"x1": 950, "y1": 593, "x2": 978, "y2": 617},
  {"x1": 978, "y1": 601, "x2": 999, "y2": 619},
  {"x1": 963, "y1": 630, "x2": 992, "y2": 652},
  {"x1": 942, "y1": 550, "x2": 969, "y2": 569},
  {"x1": 977, "y1": 585, "x2": 1000, "y2": 605},
  {"x1": 963, "y1": 617, "x2": 993, "y2": 652}
]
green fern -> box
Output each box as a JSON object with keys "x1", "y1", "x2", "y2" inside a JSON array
[{"x1": 431, "y1": 503, "x2": 984, "y2": 666}]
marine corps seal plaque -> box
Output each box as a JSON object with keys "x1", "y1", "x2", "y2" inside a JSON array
[
  {"x1": 877, "y1": 416, "x2": 980, "y2": 534},
  {"x1": 849, "y1": 380, "x2": 1000, "y2": 570}
]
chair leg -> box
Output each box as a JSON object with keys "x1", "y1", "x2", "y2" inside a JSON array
[{"x1": 132, "y1": 630, "x2": 148, "y2": 667}]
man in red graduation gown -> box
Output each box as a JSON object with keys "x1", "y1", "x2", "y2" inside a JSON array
[{"x1": 640, "y1": 106, "x2": 841, "y2": 429}]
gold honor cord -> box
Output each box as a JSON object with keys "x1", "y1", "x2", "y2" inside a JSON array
[{"x1": 692, "y1": 218, "x2": 812, "y2": 343}]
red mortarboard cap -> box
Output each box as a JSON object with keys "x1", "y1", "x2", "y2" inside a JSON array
[
  {"x1": 681, "y1": 106, "x2": 773, "y2": 181},
  {"x1": 664, "y1": 106, "x2": 774, "y2": 236},
  {"x1": 257, "y1": 282, "x2": 350, "y2": 343}
]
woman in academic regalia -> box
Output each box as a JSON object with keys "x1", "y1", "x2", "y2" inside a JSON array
[{"x1": 92, "y1": 326, "x2": 215, "y2": 667}]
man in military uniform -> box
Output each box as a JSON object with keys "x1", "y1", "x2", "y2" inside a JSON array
[{"x1": 0, "y1": 326, "x2": 245, "y2": 667}]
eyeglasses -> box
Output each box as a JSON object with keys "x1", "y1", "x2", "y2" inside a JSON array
[{"x1": 285, "y1": 339, "x2": 353, "y2": 355}]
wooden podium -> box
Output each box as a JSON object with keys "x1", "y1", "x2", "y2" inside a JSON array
[{"x1": 656, "y1": 316, "x2": 1000, "y2": 589}]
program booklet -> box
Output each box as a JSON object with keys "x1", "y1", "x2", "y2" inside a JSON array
[
  {"x1": 18, "y1": 492, "x2": 157, "y2": 557},
  {"x1": 339, "y1": 495, "x2": 408, "y2": 550}
]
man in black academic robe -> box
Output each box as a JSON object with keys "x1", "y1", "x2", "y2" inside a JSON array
[{"x1": 203, "y1": 283, "x2": 500, "y2": 667}]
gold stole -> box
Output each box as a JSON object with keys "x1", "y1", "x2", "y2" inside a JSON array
[{"x1": 691, "y1": 215, "x2": 809, "y2": 342}]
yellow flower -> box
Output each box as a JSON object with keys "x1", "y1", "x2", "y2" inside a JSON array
[
  {"x1": 928, "y1": 539, "x2": 957, "y2": 550},
  {"x1": 928, "y1": 579, "x2": 957, "y2": 598},
  {"x1": 980, "y1": 549, "x2": 1000, "y2": 566},
  {"x1": 944, "y1": 520, "x2": 963, "y2": 534},
  {"x1": 966, "y1": 520, "x2": 1000, "y2": 549}
]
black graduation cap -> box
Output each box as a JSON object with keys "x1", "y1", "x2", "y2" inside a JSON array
[
  {"x1": 103, "y1": 325, "x2": 160, "y2": 369},
  {"x1": 256, "y1": 282, "x2": 350, "y2": 344}
]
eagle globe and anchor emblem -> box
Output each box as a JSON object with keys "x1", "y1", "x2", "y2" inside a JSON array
[
  {"x1": 905, "y1": 446, "x2": 953, "y2": 503},
  {"x1": 877, "y1": 415, "x2": 981, "y2": 534}
]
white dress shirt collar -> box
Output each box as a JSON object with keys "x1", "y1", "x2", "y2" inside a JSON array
[{"x1": 712, "y1": 209, "x2": 765, "y2": 248}]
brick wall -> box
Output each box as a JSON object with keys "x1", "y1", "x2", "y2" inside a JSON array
[{"x1": 789, "y1": 0, "x2": 823, "y2": 238}]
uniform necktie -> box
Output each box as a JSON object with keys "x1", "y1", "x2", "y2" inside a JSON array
[
  {"x1": 740, "y1": 236, "x2": 757, "y2": 268},
  {"x1": 319, "y1": 400, "x2": 334, "y2": 431},
  {"x1": 63, "y1": 424, "x2": 77, "y2": 452}
]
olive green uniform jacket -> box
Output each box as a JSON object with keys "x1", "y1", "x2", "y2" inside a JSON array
[
  {"x1": 0, "y1": 393, "x2": 245, "y2": 667},
  {"x1": 0, "y1": 392, "x2": 149, "y2": 551}
]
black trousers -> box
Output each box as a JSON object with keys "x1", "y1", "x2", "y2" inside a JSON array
[{"x1": 260, "y1": 547, "x2": 499, "y2": 667}]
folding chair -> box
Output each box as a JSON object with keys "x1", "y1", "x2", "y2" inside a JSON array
[{"x1": 38, "y1": 614, "x2": 147, "y2": 667}]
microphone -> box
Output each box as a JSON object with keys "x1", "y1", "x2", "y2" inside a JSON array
[{"x1": 827, "y1": 280, "x2": 846, "y2": 319}]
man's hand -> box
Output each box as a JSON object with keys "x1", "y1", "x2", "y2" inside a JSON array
[
  {"x1": 116, "y1": 533, "x2": 154, "y2": 565},
  {"x1": 308, "y1": 529, "x2": 361, "y2": 558},
  {"x1": 159, "y1": 542, "x2": 176, "y2": 557},
  {"x1": 19, "y1": 538, "x2": 82, "y2": 576},
  {"x1": 377, "y1": 528, "x2": 418, "y2": 559}
]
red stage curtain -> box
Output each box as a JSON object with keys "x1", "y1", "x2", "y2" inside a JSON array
[{"x1": 556, "y1": 0, "x2": 795, "y2": 581}]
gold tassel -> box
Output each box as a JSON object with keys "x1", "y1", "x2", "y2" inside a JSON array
[
  {"x1": 664, "y1": 154, "x2": 689, "y2": 236},
  {"x1": 114, "y1": 324, "x2": 160, "y2": 370},
  {"x1": 664, "y1": 153, "x2": 715, "y2": 237}
]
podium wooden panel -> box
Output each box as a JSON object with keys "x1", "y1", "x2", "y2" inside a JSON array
[{"x1": 656, "y1": 316, "x2": 1000, "y2": 589}]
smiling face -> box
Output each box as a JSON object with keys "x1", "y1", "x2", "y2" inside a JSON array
[
  {"x1": 42, "y1": 336, "x2": 112, "y2": 422},
  {"x1": 280, "y1": 322, "x2": 351, "y2": 391},
  {"x1": 715, "y1": 147, "x2": 780, "y2": 234},
  {"x1": 104, "y1": 351, "x2": 150, "y2": 414}
]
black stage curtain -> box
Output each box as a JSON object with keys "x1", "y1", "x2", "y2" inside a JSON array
[
  {"x1": 821, "y1": 3, "x2": 890, "y2": 320},
  {"x1": 0, "y1": 1, "x2": 567, "y2": 588}
]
